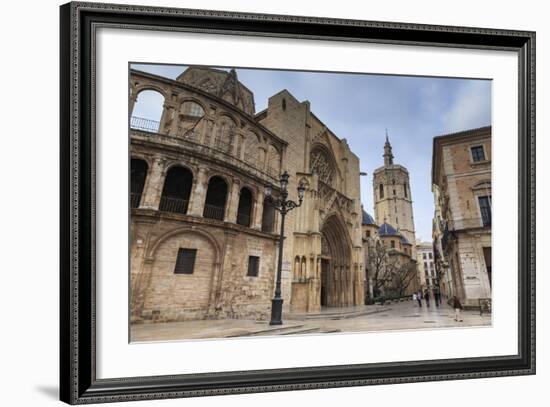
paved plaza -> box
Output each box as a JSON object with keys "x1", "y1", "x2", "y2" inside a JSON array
[{"x1": 131, "y1": 299, "x2": 492, "y2": 342}]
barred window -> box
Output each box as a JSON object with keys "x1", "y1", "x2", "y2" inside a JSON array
[
  {"x1": 247, "y1": 256, "x2": 260, "y2": 277},
  {"x1": 174, "y1": 248, "x2": 197, "y2": 274},
  {"x1": 471, "y1": 145, "x2": 486, "y2": 162}
]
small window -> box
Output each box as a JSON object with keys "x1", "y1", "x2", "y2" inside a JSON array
[
  {"x1": 379, "y1": 184, "x2": 384, "y2": 199},
  {"x1": 404, "y1": 184, "x2": 408, "y2": 198},
  {"x1": 247, "y1": 255, "x2": 260, "y2": 277},
  {"x1": 393, "y1": 189, "x2": 396, "y2": 196},
  {"x1": 428, "y1": 252, "x2": 433, "y2": 259},
  {"x1": 366, "y1": 230, "x2": 371, "y2": 238},
  {"x1": 391, "y1": 240, "x2": 395, "y2": 249},
  {"x1": 282, "y1": 98, "x2": 287, "y2": 111},
  {"x1": 174, "y1": 248, "x2": 197, "y2": 274},
  {"x1": 423, "y1": 253, "x2": 427, "y2": 260},
  {"x1": 424, "y1": 262, "x2": 428, "y2": 270},
  {"x1": 471, "y1": 145, "x2": 486, "y2": 162}
]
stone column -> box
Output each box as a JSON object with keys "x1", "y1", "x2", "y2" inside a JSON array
[
  {"x1": 225, "y1": 178, "x2": 241, "y2": 223},
  {"x1": 140, "y1": 157, "x2": 166, "y2": 210},
  {"x1": 129, "y1": 86, "x2": 138, "y2": 117},
  {"x1": 162, "y1": 101, "x2": 179, "y2": 136},
  {"x1": 187, "y1": 167, "x2": 208, "y2": 216},
  {"x1": 252, "y1": 190, "x2": 265, "y2": 230}
]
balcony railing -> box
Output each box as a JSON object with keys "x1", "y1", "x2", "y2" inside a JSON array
[
  {"x1": 130, "y1": 116, "x2": 160, "y2": 133},
  {"x1": 159, "y1": 196, "x2": 189, "y2": 214},
  {"x1": 130, "y1": 192, "x2": 142, "y2": 208},
  {"x1": 236, "y1": 212, "x2": 251, "y2": 227},
  {"x1": 203, "y1": 204, "x2": 225, "y2": 221}
]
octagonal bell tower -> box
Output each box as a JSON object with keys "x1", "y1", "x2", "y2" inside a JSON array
[{"x1": 372, "y1": 133, "x2": 417, "y2": 257}]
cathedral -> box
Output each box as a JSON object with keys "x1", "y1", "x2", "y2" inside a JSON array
[{"x1": 129, "y1": 66, "x2": 364, "y2": 324}]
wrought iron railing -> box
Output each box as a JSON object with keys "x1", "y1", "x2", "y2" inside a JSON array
[
  {"x1": 236, "y1": 212, "x2": 251, "y2": 227},
  {"x1": 130, "y1": 116, "x2": 160, "y2": 133},
  {"x1": 159, "y1": 196, "x2": 189, "y2": 214},
  {"x1": 203, "y1": 204, "x2": 225, "y2": 221},
  {"x1": 130, "y1": 192, "x2": 142, "y2": 208}
]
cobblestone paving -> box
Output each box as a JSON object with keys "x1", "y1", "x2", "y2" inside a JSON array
[{"x1": 131, "y1": 300, "x2": 492, "y2": 342}]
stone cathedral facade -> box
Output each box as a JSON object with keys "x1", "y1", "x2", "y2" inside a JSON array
[{"x1": 129, "y1": 67, "x2": 364, "y2": 324}]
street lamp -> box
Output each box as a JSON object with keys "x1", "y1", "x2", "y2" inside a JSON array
[{"x1": 265, "y1": 171, "x2": 306, "y2": 325}]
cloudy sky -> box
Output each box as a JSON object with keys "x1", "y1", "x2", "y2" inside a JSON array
[{"x1": 131, "y1": 63, "x2": 491, "y2": 242}]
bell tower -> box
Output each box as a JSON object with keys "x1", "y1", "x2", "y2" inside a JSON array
[{"x1": 373, "y1": 132, "x2": 417, "y2": 256}]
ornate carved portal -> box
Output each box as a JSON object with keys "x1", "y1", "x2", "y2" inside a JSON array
[{"x1": 319, "y1": 215, "x2": 354, "y2": 307}]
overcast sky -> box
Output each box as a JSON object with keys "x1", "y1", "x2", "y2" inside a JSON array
[{"x1": 131, "y1": 63, "x2": 491, "y2": 243}]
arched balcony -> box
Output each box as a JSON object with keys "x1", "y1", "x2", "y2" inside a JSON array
[
  {"x1": 203, "y1": 176, "x2": 228, "y2": 221},
  {"x1": 130, "y1": 158, "x2": 148, "y2": 208},
  {"x1": 159, "y1": 166, "x2": 193, "y2": 214},
  {"x1": 236, "y1": 187, "x2": 253, "y2": 227}
]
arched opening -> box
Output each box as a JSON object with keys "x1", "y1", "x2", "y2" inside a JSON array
[
  {"x1": 236, "y1": 187, "x2": 253, "y2": 227},
  {"x1": 131, "y1": 89, "x2": 165, "y2": 133},
  {"x1": 261, "y1": 197, "x2": 276, "y2": 232},
  {"x1": 130, "y1": 159, "x2": 148, "y2": 208},
  {"x1": 320, "y1": 215, "x2": 352, "y2": 307},
  {"x1": 379, "y1": 184, "x2": 384, "y2": 199},
  {"x1": 159, "y1": 166, "x2": 193, "y2": 214},
  {"x1": 203, "y1": 176, "x2": 228, "y2": 221}
]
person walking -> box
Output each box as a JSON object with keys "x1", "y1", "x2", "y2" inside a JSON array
[
  {"x1": 434, "y1": 287, "x2": 440, "y2": 307},
  {"x1": 412, "y1": 293, "x2": 418, "y2": 307},
  {"x1": 451, "y1": 295, "x2": 463, "y2": 322},
  {"x1": 416, "y1": 290, "x2": 422, "y2": 307},
  {"x1": 424, "y1": 289, "x2": 431, "y2": 307}
]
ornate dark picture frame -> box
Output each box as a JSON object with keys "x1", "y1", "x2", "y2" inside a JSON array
[{"x1": 60, "y1": 1, "x2": 535, "y2": 404}]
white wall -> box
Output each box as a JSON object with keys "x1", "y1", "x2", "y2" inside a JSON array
[{"x1": 0, "y1": 0, "x2": 546, "y2": 406}]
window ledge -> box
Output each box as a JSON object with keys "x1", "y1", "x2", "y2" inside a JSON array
[{"x1": 470, "y1": 160, "x2": 491, "y2": 167}]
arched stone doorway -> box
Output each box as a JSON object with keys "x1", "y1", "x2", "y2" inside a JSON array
[{"x1": 320, "y1": 215, "x2": 353, "y2": 307}]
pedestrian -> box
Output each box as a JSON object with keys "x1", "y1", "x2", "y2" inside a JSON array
[
  {"x1": 424, "y1": 289, "x2": 431, "y2": 307},
  {"x1": 434, "y1": 288, "x2": 440, "y2": 307},
  {"x1": 451, "y1": 295, "x2": 463, "y2": 321},
  {"x1": 416, "y1": 290, "x2": 422, "y2": 307},
  {"x1": 412, "y1": 292, "x2": 418, "y2": 307}
]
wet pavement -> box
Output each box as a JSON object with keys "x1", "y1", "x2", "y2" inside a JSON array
[{"x1": 131, "y1": 299, "x2": 491, "y2": 342}]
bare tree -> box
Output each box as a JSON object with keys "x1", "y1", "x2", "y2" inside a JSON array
[
  {"x1": 367, "y1": 239, "x2": 417, "y2": 298},
  {"x1": 391, "y1": 260, "x2": 417, "y2": 296}
]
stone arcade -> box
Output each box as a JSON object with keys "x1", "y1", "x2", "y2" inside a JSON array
[{"x1": 129, "y1": 67, "x2": 364, "y2": 323}]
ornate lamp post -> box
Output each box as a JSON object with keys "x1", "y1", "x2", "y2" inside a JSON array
[{"x1": 265, "y1": 171, "x2": 306, "y2": 325}]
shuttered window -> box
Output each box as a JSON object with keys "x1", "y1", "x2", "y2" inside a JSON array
[{"x1": 174, "y1": 248, "x2": 197, "y2": 274}]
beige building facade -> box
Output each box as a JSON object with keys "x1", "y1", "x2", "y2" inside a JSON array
[
  {"x1": 130, "y1": 67, "x2": 364, "y2": 324},
  {"x1": 416, "y1": 242, "x2": 435, "y2": 291},
  {"x1": 432, "y1": 126, "x2": 492, "y2": 307}
]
